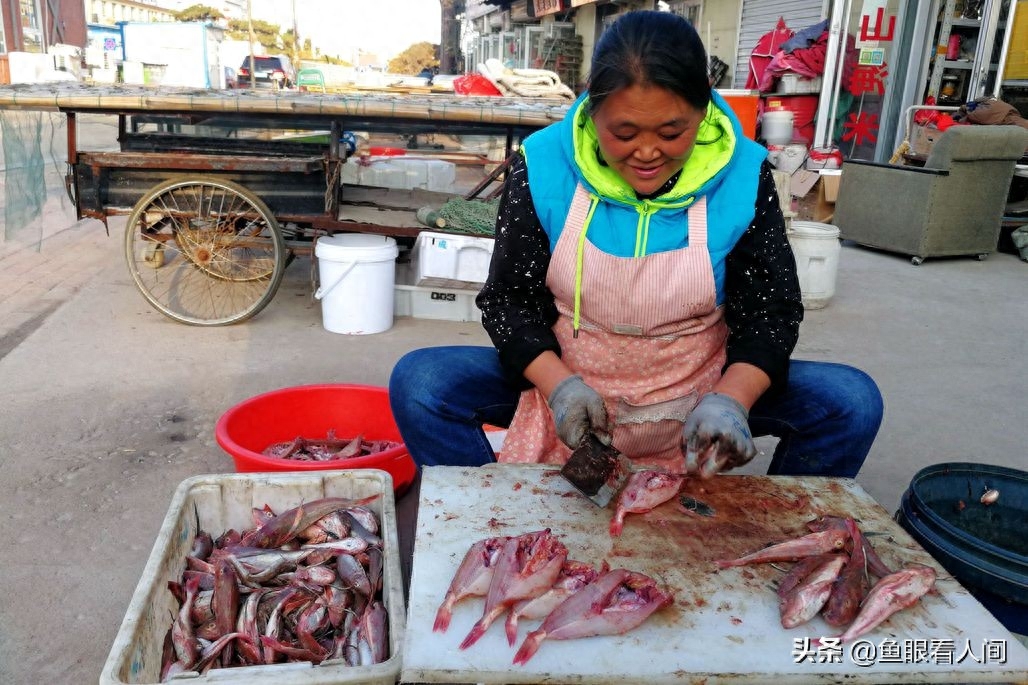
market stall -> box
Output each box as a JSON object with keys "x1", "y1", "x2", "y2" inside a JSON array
[{"x1": 0, "y1": 82, "x2": 569, "y2": 326}]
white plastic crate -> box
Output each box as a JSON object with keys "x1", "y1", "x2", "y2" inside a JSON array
[
  {"x1": 394, "y1": 283, "x2": 482, "y2": 322},
  {"x1": 777, "y1": 73, "x2": 822, "y2": 94},
  {"x1": 409, "y1": 230, "x2": 494, "y2": 289},
  {"x1": 99, "y1": 471, "x2": 404, "y2": 685}
]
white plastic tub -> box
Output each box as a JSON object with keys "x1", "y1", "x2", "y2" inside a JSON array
[
  {"x1": 99, "y1": 470, "x2": 404, "y2": 685},
  {"x1": 314, "y1": 234, "x2": 399, "y2": 335},
  {"x1": 787, "y1": 220, "x2": 842, "y2": 310}
]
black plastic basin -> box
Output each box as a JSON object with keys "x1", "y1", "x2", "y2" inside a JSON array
[{"x1": 895, "y1": 461, "x2": 1028, "y2": 633}]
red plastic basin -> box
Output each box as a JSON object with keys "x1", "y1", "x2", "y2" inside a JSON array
[{"x1": 215, "y1": 384, "x2": 416, "y2": 494}]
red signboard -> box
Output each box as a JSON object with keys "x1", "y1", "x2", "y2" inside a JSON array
[{"x1": 532, "y1": 0, "x2": 564, "y2": 17}]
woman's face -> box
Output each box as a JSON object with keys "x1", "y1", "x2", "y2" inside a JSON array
[{"x1": 591, "y1": 83, "x2": 704, "y2": 196}]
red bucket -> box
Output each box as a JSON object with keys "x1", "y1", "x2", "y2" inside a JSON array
[{"x1": 215, "y1": 384, "x2": 416, "y2": 494}]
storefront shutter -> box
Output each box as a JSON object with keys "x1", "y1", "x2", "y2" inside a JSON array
[{"x1": 734, "y1": 0, "x2": 825, "y2": 88}]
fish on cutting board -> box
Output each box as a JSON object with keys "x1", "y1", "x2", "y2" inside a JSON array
[
  {"x1": 829, "y1": 563, "x2": 937, "y2": 644},
  {"x1": 459, "y1": 530, "x2": 568, "y2": 649},
  {"x1": 433, "y1": 535, "x2": 510, "y2": 633},
  {"x1": 504, "y1": 559, "x2": 609, "y2": 646},
  {"x1": 511, "y1": 569, "x2": 674, "y2": 665},
  {"x1": 716, "y1": 528, "x2": 849, "y2": 568},
  {"x1": 807, "y1": 514, "x2": 894, "y2": 578},
  {"x1": 609, "y1": 470, "x2": 685, "y2": 537},
  {"x1": 820, "y1": 517, "x2": 871, "y2": 627},
  {"x1": 779, "y1": 554, "x2": 847, "y2": 629}
]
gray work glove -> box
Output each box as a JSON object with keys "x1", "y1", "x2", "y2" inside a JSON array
[
  {"x1": 683, "y1": 392, "x2": 757, "y2": 479},
  {"x1": 547, "y1": 375, "x2": 609, "y2": 450}
]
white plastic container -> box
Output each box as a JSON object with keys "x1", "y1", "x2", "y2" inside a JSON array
[
  {"x1": 777, "y1": 73, "x2": 823, "y2": 94},
  {"x1": 787, "y1": 220, "x2": 841, "y2": 310},
  {"x1": 393, "y1": 283, "x2": 483, "y2": 322},
  {"x1": 99, "y1": 470, "x2": 404, "y2": 685},
  {"x1": 761, "y1": 109, "x2": 794, "y2": 145},
  {"x1": 410, "y1": 230, "x2": 495, "y2": 289},
  {"x1": 314, "y1": 234, "x2": 399, "y2": 334}
]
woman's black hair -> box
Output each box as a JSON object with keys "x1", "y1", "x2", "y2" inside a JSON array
[{"x1": 587, "y1": 10, "x2": 710, "y2": 115}]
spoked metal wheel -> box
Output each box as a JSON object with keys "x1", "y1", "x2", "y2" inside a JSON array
[{"x1": 124, "y1": 177, "x2": 286, "y2": 325}]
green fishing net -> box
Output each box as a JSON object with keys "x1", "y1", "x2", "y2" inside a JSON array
[
  {"x1": 436, "y1": 197, "x2": 499, "y2": 236},
  {"x1": 0, "y1": 110, "x2": 73, "y2": 251}
]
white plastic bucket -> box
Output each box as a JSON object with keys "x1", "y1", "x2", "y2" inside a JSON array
[
  {"x1": 787, "y1": 221, "x2": 841, "y2": 310},
  {"x1": 314, "y1": 234, "x2": 399, "y2": 334},
  {"x1": 762, "y1": 109, "x2": 794, "y2": 145}
]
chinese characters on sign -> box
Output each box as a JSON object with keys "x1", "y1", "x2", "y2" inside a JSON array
[
  {"x1": 793, "y1": 638, "x2": 1009, "y2": 667},
  {"x1": 532, "y1": 0, "x2": 564, "y2": 18}
]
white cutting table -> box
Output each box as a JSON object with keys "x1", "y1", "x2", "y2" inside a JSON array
[{"x1": 401, "y1": 464, "x2": 1028, "y2": 684}]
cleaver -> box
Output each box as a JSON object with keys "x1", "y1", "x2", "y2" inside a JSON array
[{"x1": 560, "y1": 433, "x2": 632, "y2": 508}]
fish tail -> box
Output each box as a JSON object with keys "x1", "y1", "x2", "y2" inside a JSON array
[
  {"x1": 433, "y1": 597, "x2": 453, "y2": 633},
  {"x1": 512, "y1": 629, "x2": 546, "y2": 666},
  {"x1": 458, "y1": 618, "x2": 490, "y2": 650},
  {"x1": 504, "y1": 611, "x2": 519, "y2": 646}
]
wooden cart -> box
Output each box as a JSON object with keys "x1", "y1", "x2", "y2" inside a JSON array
[{"x1": 0, "y1": 83, "x2": 568, "y2": 325}]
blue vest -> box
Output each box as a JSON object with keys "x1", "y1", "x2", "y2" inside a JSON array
[{"x1": 522, "y1": 91, "x2": 768, "y2": 305}]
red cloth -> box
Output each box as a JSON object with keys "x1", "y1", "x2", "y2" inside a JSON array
[
  {"x1": 745, "y1": 18, "x2": 794, "y2": 91},
  {"x1": 757, "y1": 31, "x2": 860, "y2": 94}
]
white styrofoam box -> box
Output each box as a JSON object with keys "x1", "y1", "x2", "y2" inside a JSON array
[
  {"x1": 345, "y1": 158, "x2": 457, "y2": 192},
  {"x1": 410, "y1": 230, "x2": 495, "y2": 289},
  {"x1": 7, "y1": 51, "x2": 57, "y2": 83},
  {"x1": 777, "y1": 73, "x2": 823, "y2": 94},
  {"x1": 394, "y1": 283, "x2": 482, "y2": 322},
  {"x1": 99, "y1": 471, "x2": 404, "y2": 685}
]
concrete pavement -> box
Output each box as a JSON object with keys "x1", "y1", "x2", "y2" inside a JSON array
[{"x1": 1, "y1": 112, "x2": 1026, "y2": 683}]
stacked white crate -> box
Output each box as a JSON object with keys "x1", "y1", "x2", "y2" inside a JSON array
[{"x1": 394, "y1": 231, "x2": 495, "y2": 323}]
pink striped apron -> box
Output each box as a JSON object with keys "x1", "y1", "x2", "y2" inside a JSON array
[{"x1": 499, "y1": 184, "x2": 728, "y2": 473}]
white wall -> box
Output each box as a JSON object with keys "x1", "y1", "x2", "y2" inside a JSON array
[{"x1": 121, "y1": 22, "x2": 222, "y2": 88}]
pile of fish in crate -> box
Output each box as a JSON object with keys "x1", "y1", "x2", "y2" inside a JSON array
[{"x1": 99, "y1": 471, "x2": 404, "y2": 685}]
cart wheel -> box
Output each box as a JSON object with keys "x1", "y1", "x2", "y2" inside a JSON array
[
  {"x1": 976, "y1": 253, "x2": 989, "y2": 261},
  {"x1": 911, "y1": 256, "x2": 924, "y2": 266},
  {"x1": 124, "y1": 177, "x2": 286, "y2": 326}
]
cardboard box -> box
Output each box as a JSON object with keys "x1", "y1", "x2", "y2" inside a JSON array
[
  {"x1": 100, "y1": 471, "x2": 404, "y2": 685},
  {"x1": 910, "y1": 124, "x2": 943, "y2": 157},
  {"x1": 814, "y1": 170, "x2": 842, "y2": 222}
]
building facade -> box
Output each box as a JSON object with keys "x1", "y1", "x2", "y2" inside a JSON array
[{"x1": 1, "y1": 0, "x2": 87, "y2": 54}]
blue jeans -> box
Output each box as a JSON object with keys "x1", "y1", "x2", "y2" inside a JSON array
[{"x1": 389, "y1": 346, "x2": 883, "y2": 478}]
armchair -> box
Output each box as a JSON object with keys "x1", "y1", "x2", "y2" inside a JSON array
[{"x1": 834, "y1": 125, "x2": 1028, "y2": 264}]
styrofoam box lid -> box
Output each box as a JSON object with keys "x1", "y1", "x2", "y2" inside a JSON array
[{"x1": 316, "y1": 234, "x2": 398, "y2": 261}]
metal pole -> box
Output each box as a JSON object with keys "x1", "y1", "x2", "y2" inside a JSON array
[
  {"x1": 813, "y1": 0, "x2": 845, "y2": 149},
  {"x1": 247, "y1": 0, "x2": 256, "y2": 91},
  {"x1": 993, "y1": 0, "x2": 1017, "y2": 97},
  {"x1": 292, "y1": 0, "x2": 300, "y2": 67}
]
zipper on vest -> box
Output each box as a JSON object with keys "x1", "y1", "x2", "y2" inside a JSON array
[{"x1": 633, "y1": 201, "x2": 656, "y2": 258}]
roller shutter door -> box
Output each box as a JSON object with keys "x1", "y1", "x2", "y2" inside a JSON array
[{"x1": 734, "y1": 0, "x2": 826, "y2": 88}]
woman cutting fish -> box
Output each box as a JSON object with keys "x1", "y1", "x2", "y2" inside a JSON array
[{"x1": 390, "y1": 10, "x2": 882, "y2": 479}]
